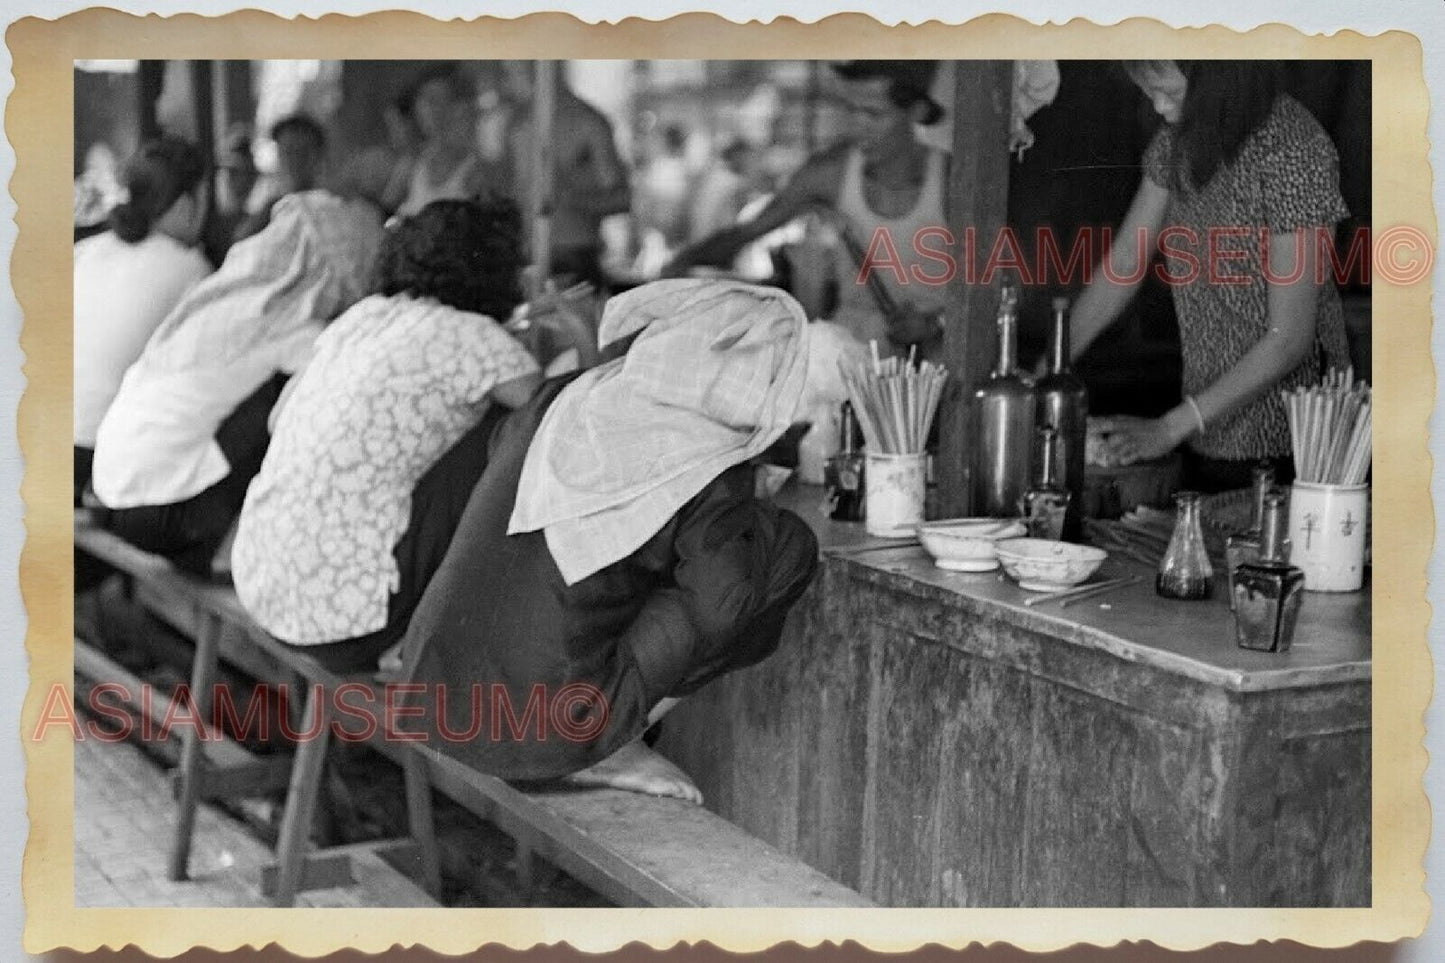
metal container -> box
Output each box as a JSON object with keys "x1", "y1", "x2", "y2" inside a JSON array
[
  {"x1": 1035, "y1": 296, "x2": 1088, "y2": 540},
  {"x1": 971, "y1": 285, "x2": 1035, "y2": 517}
]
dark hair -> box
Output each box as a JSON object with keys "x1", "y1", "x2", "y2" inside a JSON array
[
  {"x1": 832, "y1": 60, "x2": 943, "y2": 125},
  {"x1": 269, "y1": 114, "x2": 327, "y2": 150},
  {"x1": 1128, "y1": 60, "x2": 1285, "y2": 189},
  {"x1": 107, "y1": 137, "x2": 207, "y2": 244},
  {"x1": 372, "y1": 197, "x2": 525, "y2": 319},
  {"x1": 411, "y1": 64, "x2": 474, "y2": 104}
]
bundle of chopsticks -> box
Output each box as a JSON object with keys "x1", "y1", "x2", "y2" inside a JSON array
[
  {"x1": 1282, "y1": 367, "x2": 1371, "y2": 485},
  {"x1": 839, "y1": 341, "x2": 949, "y2": 454}
]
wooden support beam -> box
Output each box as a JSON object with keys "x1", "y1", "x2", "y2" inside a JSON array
[
  {"x1": 938, "y1": 61, "x2": 1013, "y2": 517},
  {"x1": 528, "y1": 60, "x2": 557, "y2": 287}
]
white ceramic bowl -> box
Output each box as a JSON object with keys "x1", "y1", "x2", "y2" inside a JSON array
[
  {"x1": 916, "y1": 518, "x2": 1027, "y2": 572},
  {"x1": 994, "y1": 538, "x2": 1109, "y2": 591}
]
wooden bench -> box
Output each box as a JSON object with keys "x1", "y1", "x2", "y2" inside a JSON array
[{"x1": 74, "y1": 516, "x2": 874, "y2": 908}]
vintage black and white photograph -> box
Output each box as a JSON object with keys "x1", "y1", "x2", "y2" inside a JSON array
[{"x1": 68, "y1": 54, "x2": 1372, "y2": 911}]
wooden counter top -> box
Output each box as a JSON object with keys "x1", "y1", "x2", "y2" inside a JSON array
[{"x1": 772, "y1": 481, "x2": 1370, "y2": 694}]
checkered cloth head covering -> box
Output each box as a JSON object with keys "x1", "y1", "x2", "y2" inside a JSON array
[
  {"x1": 142, "y1": 190, "x2": 383, "y2": 371},
  {"x1": 509, "y1": 279, "x2": 809, "y2": 585}
]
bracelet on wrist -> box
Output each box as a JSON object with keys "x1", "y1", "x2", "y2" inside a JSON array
[{"x1": 1183, "y1": 395, "x2": 1207, "y2": 436}]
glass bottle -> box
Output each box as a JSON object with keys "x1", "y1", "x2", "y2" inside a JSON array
[
  {"x1": 1232, "y1": 492, "x2": 1305, "y2": 653},
  {"x1": 824, "y1": 401, "x2": 865, "y2": 522},
  {"x1": 1156, "y1": 491, "x2": 1214, "y2": 600},
  {"x1": 1019, "y1": 428, "x2": 1071, "y2": 540},
  {"x1": 971, "y1": 282, "x2": 1035, "y2": 517},
  {"x1": 1034, "y1": 297, "x2": 1088, "y2": 541},
  {"x1": 1224, "y1": 464, "x2": 1276, "y2": 611}
]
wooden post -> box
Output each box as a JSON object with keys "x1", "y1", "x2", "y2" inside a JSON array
[
  {"x1": 136, "y1": 60, "x2": 164, "y2": 142},
  {"x1": 937, "y1": 61, "x2": 1013, "y2": 517},
  {"x1": 528, "y1": 60, "x2": 557, "y2": 289},
  {"x1": 189, "y1": 61, "x2": 215, "y2": 201}
]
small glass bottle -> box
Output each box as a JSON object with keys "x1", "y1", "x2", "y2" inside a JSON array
[
  {"x1": 1232, "y1": 492, "x2": 1305, "y2": 653},
  {"x1": 1156, "y1": 491, "x2": 1214, "y2": 600},
  {"x1": 824, "y1": 401, "x2": 866, "y2": 522},
  {"x1": 1224, "y1": 464, "x2": 1276, "y2": 611},
  {"x1": 1019, "y1": 428, "x2": 1071, "y2": 540}
]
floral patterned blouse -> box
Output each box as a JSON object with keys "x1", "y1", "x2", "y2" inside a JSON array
[
  {"x1": 232, "y1": 294, "x2": 539, "y2": 645},
  {"x1": 1142, "y1": 94, "x2": 1353, "y2": 461}
]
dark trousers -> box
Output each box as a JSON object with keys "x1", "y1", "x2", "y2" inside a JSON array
[
  {"x1": 298, "y1": 406, "x2": 507, "y2": 675},
  {"x1": 103, "y1": 375, "x2": 285, "y2": 576}
]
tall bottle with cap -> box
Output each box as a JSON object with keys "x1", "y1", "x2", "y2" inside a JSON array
[
  {"x1": 971, "y1": 282, "x2": 1035, "y2": 517},
  {"x1": 1034, "y1": 296, "x2": 1088, "y2": 540}
]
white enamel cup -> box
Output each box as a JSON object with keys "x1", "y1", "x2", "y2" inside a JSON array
[
  {"x1": 1287, "y1": 481, "x2": 1368, "y2": 592},
  {"x1": 864, "y1": 452, "x2": 927, "y2": 538}
]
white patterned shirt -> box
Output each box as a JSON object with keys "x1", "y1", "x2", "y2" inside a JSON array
[{"x1": 232, "y1": 294, "x2": 539, "y2": 645}]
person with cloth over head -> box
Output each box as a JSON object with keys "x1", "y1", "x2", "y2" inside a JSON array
[
  {"x1": 400, "y1": 279, "x2": 819, "y2": 803},
  {"x1": 89, "y1": 190, "x2": 384, "y2": 575}
]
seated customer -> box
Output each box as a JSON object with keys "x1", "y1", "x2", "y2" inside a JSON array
[
  {"x1": 90, "y1": 190, "x2": 384, "y2": 574},
  {"x1": 74, "y1": 136, "x2": 212, "y2": 503},
  {"x1": 232, "y1": 199, "x2": 543, "y2": 671},
  {"x1": 400, "y1": 279, "x2": 819, "y2": 803}
]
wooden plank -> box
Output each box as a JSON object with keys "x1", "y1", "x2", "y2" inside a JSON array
[
  {"x1": 262, "y1": 839, "x2": 440, "y2": 908},
  {"x1": 938, "y1": 61, "x2": 1013, "y2": 517},
  {"x1": 416, "y1": 744, "x2": 872, "y2": 908}
]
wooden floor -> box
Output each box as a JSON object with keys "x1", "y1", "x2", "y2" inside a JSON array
[{"x1": 73, "y1": 726, "x2": 437, "y2": 908}]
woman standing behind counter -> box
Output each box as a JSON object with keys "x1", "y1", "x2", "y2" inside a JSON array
[{"x1": 1074, "y1": 61, "x2": 1353, "y2": 492}]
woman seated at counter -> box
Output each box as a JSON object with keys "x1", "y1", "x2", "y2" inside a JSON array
[
  {"x1": 399, "y1": 279, "x2": 819, "y2": 802},
  {"x1": 89, "y1": 190, "x2": 384, "y2": 574},
  {"x1": 74, "y1": 136, "x2": 213, "y2": 504},
  {"x1": 232, "y1": 199, "x2": 554, "y2": 671},
  {"x1": 1072, "y1": 60, "x2": 1353, "y2": 492}
]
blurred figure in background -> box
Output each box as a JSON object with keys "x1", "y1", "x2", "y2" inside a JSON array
[
  {"x1": 634, "y1": 124, "x2": 692, "y2": 249},
  {"x1": 234, "y1": 114, "x2": 329, "y2": 242},
  {"x1": 686, "y1": 139, "x2": 752, "y2": 245},
  {"x1": 335, "y1": 88, "x2": 422, "y2": 215},
  {"x1": 90, "y1": 191, "x2": 384, "y2": 575},
  {"x1": 75, "y1": 136, "x2": 213, "y2": 503},
  {"x1": 396, "y1": 66, "x2": 485, "y2": 217},
  {"x1": 666, "y1": 61, "x2": 950, "y2": 356},
  {"x1": 503, "y1": 61, "x2": 631, "y2": 288},
  {"x1": 204, "y1": 123, "x2": 259, "y2": 265}
]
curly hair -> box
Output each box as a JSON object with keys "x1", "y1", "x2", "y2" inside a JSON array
[{"x1": 371, "y1": 197, "x2": 525, "y2": 320}]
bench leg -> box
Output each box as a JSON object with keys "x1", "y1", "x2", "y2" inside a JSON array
[
  {"x1": 403, "y1": 753, "x2": 442, "y2": 897},
  {"x1": 271, "y1": 686, "x2": 332, "y2": 907},
  {"x1": 167, "y1": 615, "x2": 221, "y2": 882}
]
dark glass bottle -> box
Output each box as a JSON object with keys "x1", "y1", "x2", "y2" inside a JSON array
[
  {"x1": 1224, "y1": 464, "x2": 1277, "y2": 611},
  {"x1": 971, "y1": 283, "x2": 1035, "y2": 517},
  {"x1": 825, "y1": 401, "x2": 865, "y2": 522},
  {"x1": 1019, "y1": 428, "x2": 1071, "y2": 540},
  {"x1": 1156, "y1": 491, "x2": 1214, "y2": 600},
  {"x1": 1035, "y1": 297, "x2": 1088, "y2": 541},
  {"x1": 1232, "y1": 492, "x2": 1305, "y2": 653}
]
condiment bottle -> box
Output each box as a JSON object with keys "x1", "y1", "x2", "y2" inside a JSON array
[
  {"x1": 1034, "y1": 296, "x2": 1088, "y2": 540},
  {"x1": 1019, "y1": 427, "x2": 1071, "y2": 540},
  {"x1": 824, "y1": 401, "x2": 865, "y2": 522},
  {"x1": 1156, "y1": 491, "x2": 1214, "y2": 600},
  {"x1": 971, "y1": 282, "x2": 1035, "y2": 517},
  {"x1": 1224, "y1": 464, "x2": 1277, "y2": 611},
  {"x1": 1232, "y1": 492, "x2": 1305, "y2": 652}
]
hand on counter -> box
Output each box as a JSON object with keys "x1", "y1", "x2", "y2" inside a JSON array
[
  {"x1": 1091, "y1": 410, "x2": 1192, "y2": 466},
  {"x1": 884, "y1": 303, "x2": 944, "y2": 348}
]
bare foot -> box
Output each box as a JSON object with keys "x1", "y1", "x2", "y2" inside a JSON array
[{"x1": 562, "y1": 739, "x2": 703, "y2": 804}]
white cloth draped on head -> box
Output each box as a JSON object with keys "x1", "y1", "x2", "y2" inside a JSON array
[
  {"x1": 140, "y1": 190, "x2": 383, "y2": 373},
  {"x1": 508, "y1": 278, "x2": 810, "y2": 586}
]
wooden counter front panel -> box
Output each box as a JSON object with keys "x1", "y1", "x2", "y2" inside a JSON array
[{"x1": 656, "y1": 557, "x2": 1369, "y2": 907}]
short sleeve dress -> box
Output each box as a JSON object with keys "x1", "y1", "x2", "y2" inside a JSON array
[
  {"x1": 232, "y1": 294, "x2": 540, "y2": 647},
  {"x1": 1141, "y1": 94, "x2": 1352, "y2": 462}
]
